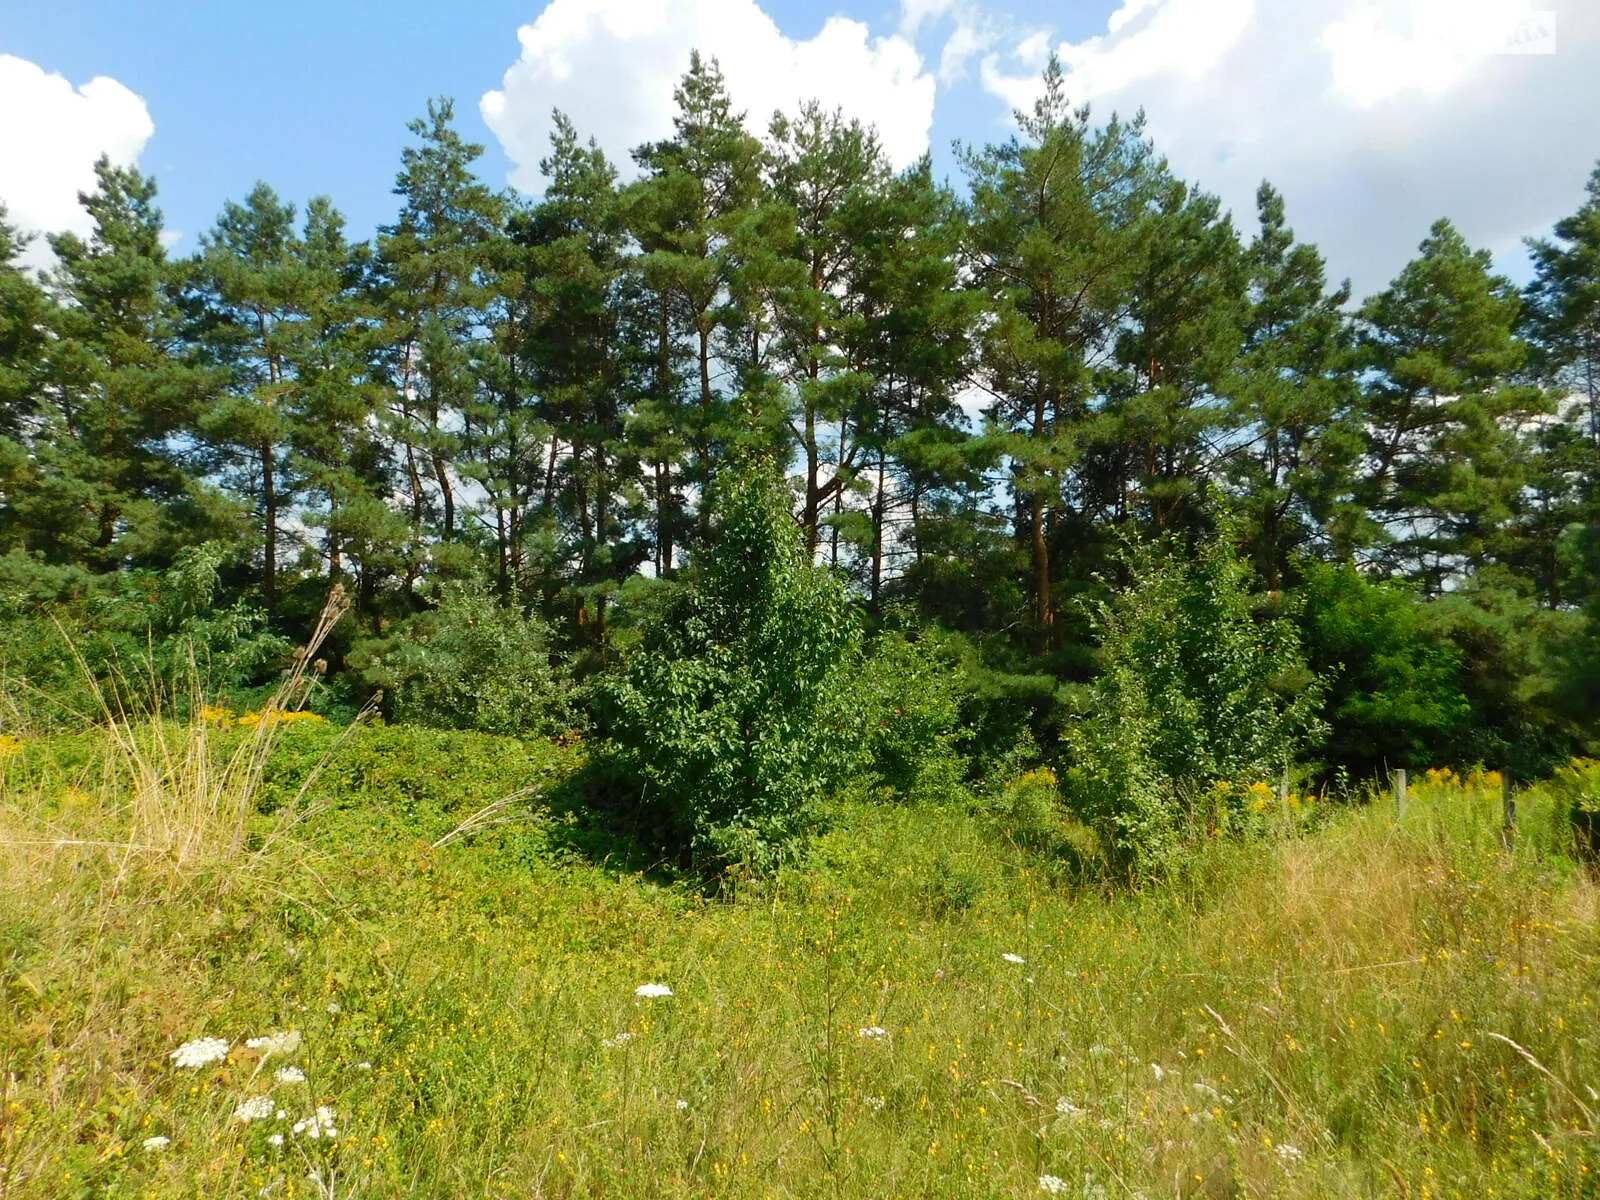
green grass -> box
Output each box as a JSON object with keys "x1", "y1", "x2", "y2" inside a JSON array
[{"x1": 2, "y1": 728, "x2": 1598, "y2": 1199}]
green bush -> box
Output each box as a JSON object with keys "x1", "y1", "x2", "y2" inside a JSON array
[
  {"x1": 0, "y1": 542, "x2": 290, "y2": 728},
  {"x1": 1296, "y1": 560, "x2": 1472, "y2": 781},
  {"x1": 595, "y1": 458, "x2": 863, "y2": 875},
  {"x1": 1067, "y1": 534, "x2": 1325, "y2": 875},
  {"x1": 859, "y1": 625, "x2": 972, "y2": 804},
  {"x1": 353, "y1": 584, "x2": 575, "y2": 738}
]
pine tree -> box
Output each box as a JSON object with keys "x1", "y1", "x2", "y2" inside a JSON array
[
  {"x1": 627, "y1": 54, "x2": 765, "y2": 560},
  {"x1": 1357, "y1": 220, "x2": 1546, "y2": 591},
  {"x1": 962, "y1": 57, "x2": 1158, "y2": 649},
  {"x1": 191, "y1": 182, "x2": 307, "y2": 611},
  {"x1": 36, "y1": 159, "x2": 223, "y2": 571},
  {"x1": 1095, "y1": 173, "x2": 1247, "y2": 536},
  {"x1": 1228, "y1": 182, "x2": 1364, "y2": 588},
  {"x1": 766, "y1": 102, "x2": 888, "y2": 556},
  {"x1": 374, "y1": 98, "x2": 505, "y2": 564},
  {"x1": 508, "y1": 112, "x2": 642, "y2": 636},
  {"x1": 283, "y1": 198, "x2": 400, "y2": 618},
  {"x1": 836, "y1": 158, "x2": 977, "y2": 607},
  {"x1": 1527, "y1": 164, "x2": 1600, "y2": 447},
  {"x1": 0, "y1": 206, "x2": 53, "y2": 560}
]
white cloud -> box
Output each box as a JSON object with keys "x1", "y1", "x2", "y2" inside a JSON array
[
  {"x1": 982, "y1": 0, "x2": 1255, "y2": 111},
  {"x1": 937, "y1": 15, "x2": 992, "y2": 84},
  {"x1": 977, "y1": 0, "x2": 1597, "y2": 297},
  {"x1": 0, "y1": 55, "x2": 154, "y2": 267},
  {"x1": 482, "y1": 0, "x2": 937, "y2": 191},
  {"x1": 1322, "y1": 0, "x2": 1556, "y2": 107},
  {"x1": 899, "y1": 0, "x2": 995, "y2": 85}
]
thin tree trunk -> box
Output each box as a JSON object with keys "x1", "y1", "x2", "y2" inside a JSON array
[{"x1": 261, "y1": 440, "x2": 277, "y2": 613}]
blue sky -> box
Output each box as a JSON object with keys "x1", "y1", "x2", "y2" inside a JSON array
[{"x1": 3, "y1": 1, "x2": 1596, "y2": 298}]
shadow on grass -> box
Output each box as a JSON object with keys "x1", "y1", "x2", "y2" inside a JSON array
[{"x1": 538, "y1": 752, "x2": 694, "y2": 886}]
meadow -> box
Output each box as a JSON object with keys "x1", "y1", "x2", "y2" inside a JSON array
[{"x1": 2, "y1": 718, "x2": 1597, "y2": 1200}]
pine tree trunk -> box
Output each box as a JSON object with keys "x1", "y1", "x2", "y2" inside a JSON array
[{"x1": 261, "y1": 440, "x2": 277, "y2": 613}]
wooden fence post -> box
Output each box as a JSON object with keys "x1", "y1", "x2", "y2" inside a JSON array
[{"x1": 1393, "y1": 769, "x2": 1408, "y2": 820}]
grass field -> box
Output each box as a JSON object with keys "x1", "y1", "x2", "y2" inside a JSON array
[{"x1": 2, "y1": 723, "x2": 1597, "y2": 1199}]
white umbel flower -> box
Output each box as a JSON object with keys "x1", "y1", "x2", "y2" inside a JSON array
[
  {"x1": 234, "y1": 1095, "x2": 276, "y2": 1123},
  {"x1": 857, "y1": 1025, "x2": 889, "y2": 1041},
  {"x1": 1038, "y1": 1174, "x2": 1069, "y2": 1194},
  {"x1": 274, "y1": 1066, "x2": 307, "y2": 1085},
  {"x1": 170, "y1": 1037, "x2": 230, "y2": 1069},
  {"x1": 141, "y1": 1135, "x2": 171, "y2": 1152},
  {"x1": 245, "y1": 1030, "x2": 302, "y2": 1058},
  {"x1": 634, "y1": 983, "x2": 673, "y2": 999},
  {"x1": 291, "y1": 1106, "x2": 338, "y2": 1140},
  {"x1": 1276, "y1": 1143, "x2": 1305, "y2": 1164},
  {"x1": 1002, "y1": 953, "x2": 1026, "y2": 965}
]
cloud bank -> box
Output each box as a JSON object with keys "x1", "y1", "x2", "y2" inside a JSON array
[
  {"x1": 0, "y1": 54, "x2": 154, "y2": 268},
  {"x1": 481, "y1": 0, "x2": 937, "y2": 191},
  {"x1": 978, "y1": 0, "x2": 1596, "y2": 296}
]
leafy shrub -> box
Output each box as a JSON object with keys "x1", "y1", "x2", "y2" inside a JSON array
[
  {"x1": 354, "y1": 584, "x2": 574, "y2": 738},
  {"x1": 595, "y1": 458, "x2": 863, "y2": 875},
  {"x1": 1067, "y1": 535, "x2": 1325, "y2": 875},
  {"x1": 995, "y1": 766, "x2": 1061, "y2": 841},
  {"x1": 1296, "y1": 560, "x2": 1471, "y2": 781},
  {"x1": 859, "y1": 624, "x2": 972, "y2": 804},
  {"x1": 0, "y1": 542, "x2": 290, "y2": 728}
]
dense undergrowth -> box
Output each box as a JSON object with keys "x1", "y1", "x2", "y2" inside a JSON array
[{"x1": 2, "y1": 723, "x2": 1598, "y2": 1199}]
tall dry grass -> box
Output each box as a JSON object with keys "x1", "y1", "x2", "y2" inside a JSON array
[{"x1": 3, "y1": 589, "x2": 361, "y2": 890}]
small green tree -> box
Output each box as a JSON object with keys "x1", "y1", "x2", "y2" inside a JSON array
[
  {"x1": 1067, "y1": 534, "x2": 1324, "y2": 874},
  {"x1": 596, "y1": 457, "x2": 862, "y2": 874},
  {"x1": 358, "y1": 584, "x2": 573, "y2": 738}
]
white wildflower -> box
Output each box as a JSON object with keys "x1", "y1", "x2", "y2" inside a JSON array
[
  {"x1": 245, "y1": 1030, "x2": 302, "y2": 1059},
  {"x1": 1192, "y1": 1082, "x2": 1219, "y2": 1100},
  {"x1": 234, "y1": 1095, "x2": 277, "y2": 1123},
  {"x1": 1037, "y1": 1174, "x2": 1069, "y2": 1195},
  {"x1": 325, "y1": 1001, "x2": 341, "y2": 1014},
  {"x1": 857, "y1": 1025, "x2": 889, "y2": 1041},
  {"x1": 863, "y1": 1095, "x2": 886, "y2": 1111},
  {"x1": 1055, "y1": 1097, "x2": 1086, "y2": 1119},
  {"x1": 141, "y1": 1135, "x2": 171, "y2": 1152},
  {"x1": 676, "y1": 1099, "x2": 689, "y2": 1111},
  {"x1": 634, "y1": 983, "x2": 673, "y2": 999},
  {"x1": 291, "y1": 1106, "x2": 338, "y2": 1140},
  {"x1": 274, "y1": 1066, "x2": 307, "y2": 1085},
  {"x1": 1276, "y1": 1143, "x2": 1304, "y2": 1164},
  {"x1": 275, "y1": 1109, "x2": 287, "y2": 1120},
  {"x1": 602, "y1": 1032, "x2": 635, "y2": 1048},
  {"x1": 170, "y1": 1037, "x2": 230, "y2": 1069},
  {"x1": 1150, "y1": 1062, "x2": 1166, "y2": 1082},
  {"x1": 267, "y1": 1133, "x2": 285, "y2": 1148},
  {"x1": 356, "y1": 1061, "x2": 373, "y2": 1071},
  {"x1": 1002, "y1": 953, "x2": 1026, "y2": 965}
]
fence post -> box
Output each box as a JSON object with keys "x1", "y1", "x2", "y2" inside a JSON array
[
  {"x1": 1393, "y1": 768, "x2": 1408, "y2": 820},
  {"x1": 1501, "y1": 770, "x2": 1517, "y2": 851}
]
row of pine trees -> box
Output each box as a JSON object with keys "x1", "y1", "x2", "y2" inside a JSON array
[{"x1": 3, "y1": 55, "x2": 1599, "y2": 773}]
